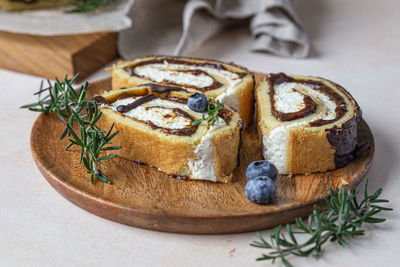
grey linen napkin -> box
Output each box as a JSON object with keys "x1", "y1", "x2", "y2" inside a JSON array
[{"x1": 119, "y1": 0, "x2": 309, "y2": 59}]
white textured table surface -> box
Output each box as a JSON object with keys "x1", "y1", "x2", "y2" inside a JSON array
[{"x1": 1, "y1": 0, "x2": 399, "y2": 266}]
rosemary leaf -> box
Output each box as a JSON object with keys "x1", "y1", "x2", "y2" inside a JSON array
[
  {"x1": 99, "y1": 154, "x2": 117, "y2": 161},
  {"x1": 66, "y1": 0, "x2": 118, "y2": 13},
  {"x1": 191, "y1": 99, "x2": 224, "y2": 127},
  {"x1": 21, "y1": 74, "x2": 120, "y2": 184},
  {"x1": 192, "y1": 119, "x2": 203, "y2": 127},
  {"x1": 251, "y1": 180, "x2": 392, "y2": 266}
]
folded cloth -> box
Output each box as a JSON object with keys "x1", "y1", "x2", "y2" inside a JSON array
[{"x1": 119, "y1": 0, "x2": 309, "y2": 59}]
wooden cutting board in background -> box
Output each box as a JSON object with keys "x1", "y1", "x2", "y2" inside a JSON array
[{"x1": 0, "y1": 31, "x2": 118, "y2": 81}]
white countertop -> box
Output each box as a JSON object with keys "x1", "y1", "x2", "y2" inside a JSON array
[{"x1": 1, "y1": 0, "x2": 399, "y2": 266}]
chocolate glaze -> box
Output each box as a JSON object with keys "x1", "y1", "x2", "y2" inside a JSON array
[
  {"x1": 116, "y1": 94, "x2": 156, "y2": 113},
  {"x1": 163, "y1": 94, "x2": 188, "y2": 104},
  {"x1": 325, "y1": 117, "x2": 358, "y2": 168},
  {"x1": 171, "y1": 107, "x2": 193, "y2": 121},
  {"x1": 93, "y1": 96, "x2": 109, "y2": 105},
  {"x1": 266, "y1": 73, "x2": 347, "y2": 126},
  {"x1": 219, "y1": 108, "x2": 233, "y2": 125},
  {"x1": 141, "y1": 83, "x2": 188, "y2": 93},
  {"x1": 123, "y1": 57, "x2": 248, "y2": 91},
  {"x1": 115, "y1": 92, "x2": 146, "y2": 101},
  {"x1": 111, "y1": 83, "x2": 188, "y2": 102},
  {"x1": 353, "y1": 142, "x2": 371, "y2": 158}
]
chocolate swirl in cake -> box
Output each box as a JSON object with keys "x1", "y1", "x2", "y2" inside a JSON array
[
  {"x1": 111, "y1": 95, "x2": 197, "y2": 136},
  {"x1": 266, "y1": 73, "x2": 348, "y2": 127},
  {"x1": 140, "y1": 83, "x2": 189, "y2": 93},
  {"x1": 102, "y1": 90, "x2": 233, "y2": 137},
  {"x1": 144, "y1": 107, "x2": 198, "y2": 136},
  {"x1": 116, "y1": 94, "x2": 156, "y2": 113},
  {"x1": 123, "y1": 57, "x2": 247, "y2": 92}
]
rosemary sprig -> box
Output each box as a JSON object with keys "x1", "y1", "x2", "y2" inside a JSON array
[
  {"x1": 66, "y1": 0, "x2": 118, "y2": 13},
  {"x1": 21, "y1": 74, "x2": 121, "y2": 184},
  {"x1": 192, "y1": 98, "x2": 225, "y2": 126},
  {"x1": 251, "y1": 180, "x2": 392, "y2": 267}
]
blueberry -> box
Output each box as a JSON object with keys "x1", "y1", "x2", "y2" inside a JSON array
[
  {"x1": 246, "y1": 160, "x2": 278, "y2": 181},
  {"x1": 188, "y1": 93, "x2": 208, "y2": 112},
  {"x1": 245, "y1": 176, "x2": 276, "y2": 204}
]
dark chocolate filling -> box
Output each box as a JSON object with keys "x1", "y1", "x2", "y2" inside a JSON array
[
  {"x1": 141, "y1": 83, "x2": 189, "y2": 93},
  {"x1": 164, "y1": 94, "x2": 188, "y2": 104},
  {"x1": 93, "y1": 96, "x2": 109, "y2": 105},
  {"x1": 115, "y1": 91, "x2": 188, "y2": 106},
  {"x1": 353, "y1": 142, "x2": 371, "y2": 158},
  {"x1": 116, "y1": 94, "x2": 156, "y2": 113},
  {"x1": 144, "y1": 117, "x2": 196, "y2": 136},
  {"x1": 266, "y1": 73, "x2": 347, "y2": 127},
  {"x1": 115, "y1": 92, "x2": 147, "y2": 101},
  {"x1": 218, "y1": 108, "x2": 233, "y2": 125},
  {"x1": 143, "y1": 106, "x2": 198, "y2": 136},
  {"x1": 123, "y1": 57, "x2": 247, "y2": 92}
]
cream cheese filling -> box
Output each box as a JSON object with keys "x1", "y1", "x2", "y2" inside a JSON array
[
  {"x1": 134, "y1": 65, "x2": 214, "y2": 88},
  {"x1": 274, "y1": 82, "x2": 306, "y2": 113},
  {"x1": 299, "y1": 84, "x2": 336, "y2": 120},
  {"x1": 188, "y1": 119, "x2": 227, "y2": 182},
  {"x1": 262, "y1": 121, "x2": 306, "y2": 174}
]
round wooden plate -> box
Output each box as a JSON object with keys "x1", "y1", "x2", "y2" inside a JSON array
[{"x1": 30, "y1": 73, "x2": 374, "y2": 234}]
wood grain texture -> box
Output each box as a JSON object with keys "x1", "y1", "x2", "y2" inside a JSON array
[
  {"x1": 0, "y1": 31, "x2": 118, "y2": 81},
  {"x1": 30, "y1": 73, "x2": 375, "y2": 234}
]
